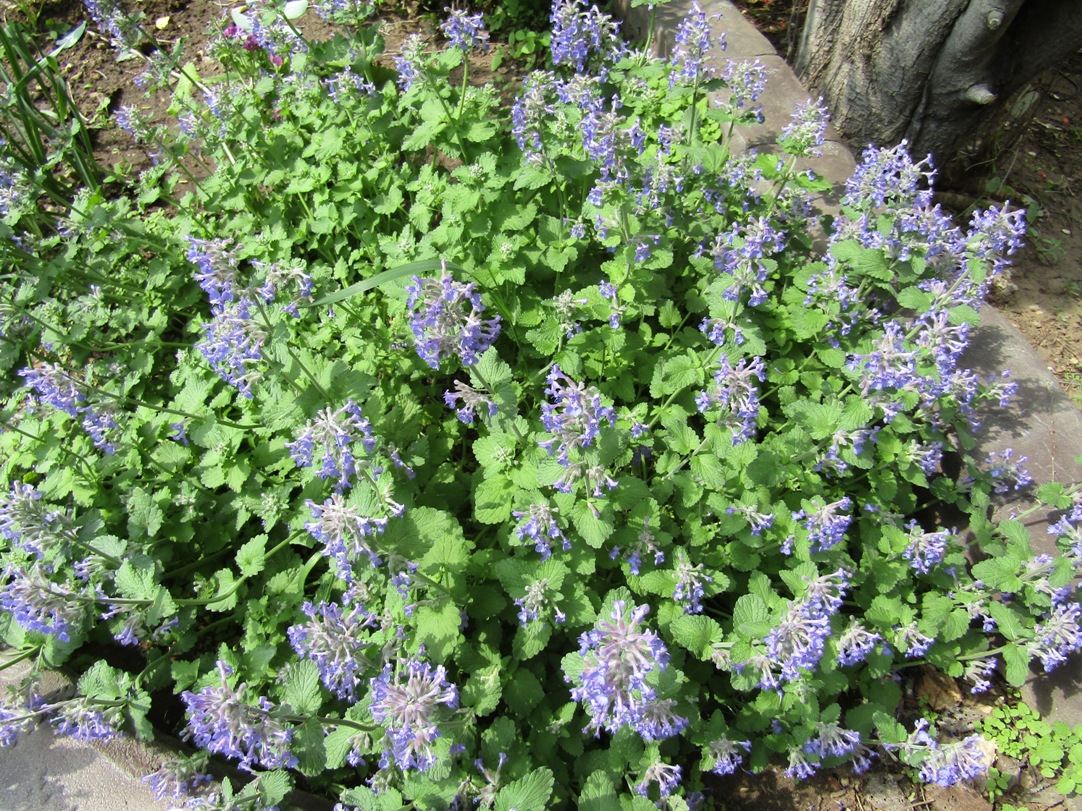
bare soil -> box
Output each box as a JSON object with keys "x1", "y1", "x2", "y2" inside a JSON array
[{"x1": 7, "y1": 0, "x2": 1082, "y2": 808}]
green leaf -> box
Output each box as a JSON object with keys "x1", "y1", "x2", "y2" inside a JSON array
[
  {"x1": 495, "y1": 767, "x2": 554, "y2": 811},
  {"x1": 292, "y1": 718, "x2": 327, "y2": 776},
  {"x1": 256, "y1": 771, "x2": 294, "y2": 808},
  {"x1": 986, "y1": 601, "x2": 1025, "y2": 641},
  {"x1": 649, "y1": 352, "x2": 703, "y2": 399},
  {"x1": 475, "y1": 475, "x2": 515, "y2": 524},
  {"x1": 283, "y1": 0, "x2": 307, "y2": 17},
  {"x1": 325, "y1": 725, "x2": 357, "y2": 769},
  {"x1": 126, "y1": 487, "x2": 163, "y2": 539},
  {"x1": 283, "y1": 660, "x2": 322, "y2": 715},
  {"x1": 503, "y1": 667, "x2": 544, "y2": 714},
  {"x1": 115, "y1": 559, "x2": 156, "y2": 600},
  {"x1": 52, "y1": 21, "x2": 86, "y2": 53},
  {"x1": 513, "y1": 620, "x2": 551, "y2": 660},
  {"x1": 732, "y1": 594, "x2": 770, "y2": 638},
  {"x1": 669, "y1": 614, "x2": 723, "y2": 659},
  {"x1": 578, "y1": 771, "x2": 619, "y2": 810},
  {"x1": 830, "y1": 240, "x2": 892, "y2": 281},
  {"x1": 236, "y1": 534, "x2": 267, "y2": 578},
  {"x1": 1002, "y1": 645, "x2": 1030, "y2": 687},
  {"x1": 414, "y1": 600, "x2": 462, "y2": 661},
  {"x1": 1038, "y1": 482, "x2": 1073, "y2": 510},
  {"x1": 473, "y1": 433, "x2": 517, "y2": 470},
  {"x1": 205, "y1": 568, "x2": 239, "y2": 612},
  {"x1": 462, "y1": 663, "x2": 503, "y2": 716},
  {"x1": 570, "y1": 500, "x2": 614, "y2": 548}
]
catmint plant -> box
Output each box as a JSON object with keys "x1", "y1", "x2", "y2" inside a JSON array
[{"x1": 2, "y1": 0, "x2": 1079, "y2": 807}]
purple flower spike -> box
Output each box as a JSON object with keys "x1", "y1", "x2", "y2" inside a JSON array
[
  {"x1": 288, "y1": 589, "x2": 378, "y2": 700},
  {"x1": 669, "y1": 2, "x2": 724, "y2": 88},
  {"x1": 286, "y1": 400, "x2": 377, "y2": 491},
  {"x1": 697, "y1": 355, "x2": 766, "y2": 445},
  {"x1": 369, "y1": 659, "x2": 458, "y2": 773},
  {"x1": 441, "y1": 8, "x2": 488, "y2": 52},
  {"x1": 538, "y1": 365, "x2": 616, "y2": 465},
  {"x1": 708, "y1": 736, "x2": 751, "y2": 775},
  {"x1": 181, "y1": 661, "x2": 297, "y2": 772},
  {"x1": 570, "y1": 600, "x2": 685, "y2": 738},
  {"x1": 406, "y1": 265, "x2": 501, "y2": 370},
  {"x1": 304, "y1": 493, "x2": 387, "y2": 582}
]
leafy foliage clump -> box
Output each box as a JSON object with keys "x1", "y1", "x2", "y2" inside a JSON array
[{"x1": 1, "y1": 0, "x2": 1080, "y2": 808}]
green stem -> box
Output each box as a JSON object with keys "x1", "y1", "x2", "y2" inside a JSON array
[
  {"x1": 0, "y1": 645, "x2": 42, "y2": 673},
  {"x1": 457, "y1": 51, "x2": 469, "y2": 119},
  {"x1": 253, "y1": 300, "x2": 328, "y2": 400}
]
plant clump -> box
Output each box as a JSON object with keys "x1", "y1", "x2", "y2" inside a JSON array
[{"x1": 0, "y1": 0, "x2": 1079, "y2": 808}]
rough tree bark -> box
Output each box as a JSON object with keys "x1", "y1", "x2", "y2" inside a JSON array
[{"x1": 794, "y1": 0, "x2": 1082, "y2": 178}]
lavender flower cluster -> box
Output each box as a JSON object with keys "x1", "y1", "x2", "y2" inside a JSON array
[
  {"x1": 369, "y1": 659, "x2": 458, "y2": 772},
  {"x1": 20, "y1": 363, "x2": 120, "y2": 454},
  {"x1": 181, "y1": 661, "x2": 297, "y2": 772},
  {"x1": 186, "y1": 236, "x2": 313, "y2": 399},
  {"x1": 569, "y1": 601, "x2": 688, "y2": 740},
  {"x1": 405, "y1": 267, "x2": 501, "y2": 369}
]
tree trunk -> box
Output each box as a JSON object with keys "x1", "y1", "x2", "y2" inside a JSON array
[{"x1": 795, "y1": 0, "x2": 1082, "y2": 180}]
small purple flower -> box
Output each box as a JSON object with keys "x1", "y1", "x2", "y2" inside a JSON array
[
  {"x1": 0, "y1": 564, "x2": 86, "y2": 642},
  {"x1": 369, "y1": 659, "x2": 459, "y2": 773},
  {"x1": 788, "y1": 498, "x2": 853, "y2": 554},
  {"x1": 726, "y1": 504, "x2": 775, "y2": 536},
  {"x1": 181, "y1": 661, "x2": 297, "y2": 772},
  {"x1": 142, "y1": 758, "x2": 213, "y2": 802},
  {"x1": 512, "y1": 74, "x2": 554, "y2": 161},
  {"x1": 964, "y1": 657, "x2": 997, "y2": 694},
  {"x1": 569, "y1": 601, "x2": 679, "y2": 737},
  {"x1": 406, "y1": 266, "x2": 501, "y2": 369},
  {"x1": 708, "y1": 736, "x2": 751, "y2": 775},
  {"x1": 394, "y1": 34, "x2": 425, "y2": 92},
  {"x1": 719, "y1": 59, "x2": 767, "y2": 121},
  {"x1": 635, "y1": 760, "x2": 682, "y2": 797},
  {"x1": 673, "y1": 552, "x2": 712, "y2": 614},
  {"x1": 843, "y1": 140, "x2": 936, "y2": 212},
  {"x1": 538, "y1": 365, "x2": 616, "y2": 465},
  {"x1": 0, "y1": 695, "x2": 41, "y2": 747},
  {"x1": 902, "y1": 521, "x2": 951, "y2": 574},
  {"x1": 286, "y1": 400, "x2": 377, "y2": 491},
  {"x1": 896, "y1": 719, "x2": 988, "y2": 787},
  {"x1": 512, "y1": 503, "x2": 570, "y2": 559},
  {"x1": 514, "y1": 578, "x2": 565, "y2": 626},
  {"x1": 784, "y1": 747, "x2": 819, "y2": 780},
  {"x1": 668, "y1": 2, "x2": 724, "y2": 88},
  {"x1": 780, "y1": 97, "x2": 829, "y2": 157},
  {"x1": 765, "y1": 602, "x2": 832, "y2": 682},
  {"x1": 288, "y1": 590, "x2": 378, "y2": 700},
  {"x1": 0, "y1": 482, "x2": 72, "y2": 561},
  {"x1": 1027, "y1": 602, "x2": 1082, "y2": 672},
  {"x1": 835, "y1": 619, "x2": 883, "y2": 666},
  {"x1": 304, "y1": 493, "x2": 387, "y2": 582},
  {"x1": 804, "y1": 720, "x2": 861, "y2": 760},
  {"x1": 443, "y1": 381, "x2": 498, "y2": 425},
  {"x1": 196, "y1": 299, "x2": 266, "y2": 399},
  {"x1": 441, "y1": 8, "x2": 488, "y2": 52},
  {"x1": 51, "y1": 699, "x2": 121, "y2": 743},
  {"x1": 696, "y1": 354, "x2": 766, "y2": 444},
  {"x1": 896, "y1": 621, "x2": 934, "y2": 659},
  {"x1": 610, "y1": 517, "x2": 665, "y2": 575},
  {"x1": 549, "y1": 0, "x2": 624, "y2": 75},
  {"x1": 20, "y1": 363, "x2": 119, "y2": 453},
  {"x1": 186, "y1": 236, "x2": 239, "y2": 310}
]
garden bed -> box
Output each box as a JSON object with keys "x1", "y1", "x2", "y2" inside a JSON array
[{"x1": 1, "y1": 1, "x2": 1081, "y2": 810}]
